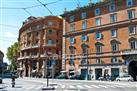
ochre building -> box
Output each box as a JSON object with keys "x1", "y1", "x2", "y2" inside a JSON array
[
  {"x1": 17, "y1": 16, "x2": 63, "y2": 78},
  {"x1": 61, "y1": 0, "x2": 137, "y2": 80}
]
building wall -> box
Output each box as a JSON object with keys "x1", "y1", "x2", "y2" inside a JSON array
[
  {"x1": 17, "y1": 16, "x2": 63, "y2": 78},
  {"x1": 62, "y1": 0, "x2": 137, "y2": 80}
]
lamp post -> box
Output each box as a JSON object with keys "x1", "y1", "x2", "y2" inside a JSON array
[
  {"x1": 86, "y1": 49, "x2": 89, "y2": 80},
  {"x1": 42, "y1": 52, "x2": 56, "y2": 90}
]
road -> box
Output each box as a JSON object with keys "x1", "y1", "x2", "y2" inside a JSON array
[{"x1": 0, "y1": 78, "x2": 137, "y2": 91}]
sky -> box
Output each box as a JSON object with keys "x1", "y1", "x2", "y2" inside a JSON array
[{"x1": 0, "y1": 0, "x2": 100, "y2": 64}]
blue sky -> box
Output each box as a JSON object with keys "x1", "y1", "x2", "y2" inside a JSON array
[{"x1": 0, "y1": 0, "x2": 100, "y2": 64}]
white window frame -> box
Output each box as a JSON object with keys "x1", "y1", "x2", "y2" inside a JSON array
[
  {"x1": 95, "y1": 8, "x2": 100, "y2": 16},
  {"x1": 127, "y1": 10, "x2": 135, "y2": 19},
  {"x1": 81, "y1": 12, "x2": 86, "y2": 19},
  {"x1": 95, "y1": 18, "x2": 101, "y2": 26},
  {"x1": 81, "y1": 34, "x2": 87, "y2": 41},
  {"x1": 82, "y1": 21, "x2": 86, "y2": 29},
  {"x1": 130, "y1": 40, "x2": 136, "y2": 49},
  {"x1": 126, "y1": 0, "x2": 133, "y2": 7},
  {"x1": 111, "y1": 43, "x2": 118, "y2": 52},
  {"x1": 110, "y1": 14, "x2": 117, "y2": 23},
  {"x1": 111, "y1": 29, "x2": 117, "y2": 37},
  {"x1": 96, "y1": 59, "x2": 101, "y2": 64},
  {"x1": 111, "y1": 57, "x2": 118, "y2": 63},
  {"x1": 96, "y1": 45, "x2": 102, "y2": 53},
  {"x1": 70, "y1": 23, "x2": 75, "y2": 32},
  {"x1": 129, "y1": 25, "x2": 136, "y2": 35},
  {"x1": 70, "y1": 36, "x2": 75, "y2": 44},
  {"x1": 109, "y1": 4, "x2": 115, "y2": 12},
  {"x1": 70, "y1": 15, "x2": 74, "y2": 22},
  {"x1": 95, "y1": 31, "x2": 102, "y2": 40}
]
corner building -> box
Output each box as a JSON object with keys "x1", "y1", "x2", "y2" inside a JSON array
[
  {"x1": 61, "y1": 0, "x2": 137, "y2": 80},
  {"x1": 17, "y1": 16, "x2": 63, "y2": 78}
]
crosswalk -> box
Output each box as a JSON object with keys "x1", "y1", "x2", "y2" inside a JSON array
[{"x1": 5, "y1": 84, "x2": 136, "y2": 90}]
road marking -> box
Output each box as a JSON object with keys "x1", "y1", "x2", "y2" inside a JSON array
[
  {"x1": 77, "y1": 85, "x2": 84, "y2": 89},
  {"x1": 91, "y1": 85, "x2": 100, "y2": 88},
  {"x1": 26, "y1": 85, "x2": 36, "y2": 89},
  {"x1": 99, "y1": 85, "x2": 108, "y2": 88},
  {"x1": 61, "y1": 85, "x2": 65, "y2": 89},
  {"x1": 35, "y1": 85, "x2": 43, "y2": 89},
  {"x1": 69, "y1": 85, "x2": 75, "y2": 89},
  {"x1": 84, "y1": 85, "x2": 92, "y2": 88},
  {"x1": 106, "y1": 85, "x2": 116, "y2": 88},
  {"x1": 114, "y1": 85, "x2": 125, "y2": 88}
]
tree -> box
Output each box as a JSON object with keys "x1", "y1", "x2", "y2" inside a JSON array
[{"x1": 6, "y1": 42, "x2": 18, "y2": 71}]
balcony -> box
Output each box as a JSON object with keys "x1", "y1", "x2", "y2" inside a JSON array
[
  {"x1": 32, "y1": 44, "x2": 40, "y2": 48},
  {"x1": 121, "y1": 49, "x2": 137, "y2": 55},
  {"x1": 17, "y1": 57, "x2": 24, "y2": 60},
  {"x1": 65, "y1": 18, "x2": 137, "y2": 36},
  {"x1": 43, "y1": 43, "x2": 57, "y2": 47},
  {"x1": 20, "y1": 46, "x2": 31, "y2": 50}
]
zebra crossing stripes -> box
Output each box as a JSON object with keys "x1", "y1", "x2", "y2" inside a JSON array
[
  {"x1": 91, "y1": 85, "x2": 100, "y2": 88},
  {"x1": 77, "y1": 85, "x2": 84, "y2": 89},
  {"x1": 84, "y1": 85, "x2": 92, "y2": 88},
  {"x1": 99, "y1": 85, "x2": 108, "y2": 88}
]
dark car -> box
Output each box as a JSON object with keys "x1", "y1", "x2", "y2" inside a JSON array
[
  {"x1": 70, "y1": 75, "x2": 82, "y2": 80},
  {"x1": 0, "y1": 77, "x2": 2, "y2": 84}
]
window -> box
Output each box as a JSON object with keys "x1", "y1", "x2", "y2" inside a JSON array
[
  {"x1": 96, "y1": 45, "x2": 102, "y2": 53},
  {"x1": 82, "y1": 21, "x2": 86, "y2": 29},
  {"x1": 111, "y1": 43, "x2": 118, "y2": 52},
  {"x1": 95, "y1": 8, "x2": 100, "y2": 16},
  {"x1": 47, "y1": 39, "x2": 54, "y2": 44},
  {"x1": 95, "y1": 31, "x2": 102, "y2": 40},
  {"x1": 126, "y1": 0, "x2": 133, "y2": 7},
  {"x1": 70, "y1": 23, "x2": 75, "y2": 32},
  {"x1": 70, "y1": 15, "x2": 74, "y2": 22},
  {"x1": 48, "y1": 21, "x2": 53, "y2": 26},
  {"x1": 110, "y1": 14, "x2": 117, "y2": 23},
  {"x1": 81, "y1": 34, "x2": 87, "y2": 41},
  {"x1": 81, "y1": 12, "x2": 86, "y2": 19},
  {"x1": 130, "y1": 40, "x2": 136, "y2": 49},
  {"x1": 70, "y1": 47, "x2": 75, "y2": 54},
  {"x1": 70, "y1": 36, "x2": 75, "y2": 44},
  {"x1": 111, "y1": 57, "x2": 118, "y2": 63},
  {"x1": 35, "y1": 32, "x2": 39, "y2": 36},
  {"x1": 95, "y1": 18, "x2": 101, "y2": 26},
  {"x1": 127, "y1": 10, "x2": 135, "y2": 19},
  {"x1": 96, "y1": 59, "x2": 101, "y2": 64},
  {"x1": 129, "y1": 25, "x2": 136, "y2": 35},
  {"x1": 109, "y1": 4, "x2": 115, "y2": 12},
  {"x1": 111, "y1": 29, "x2": 117, "y2": 37},
  {"x1": 81, "y1": 44, "x2": 87, "y2": 54},
  {"x1": 48, "y1": 30, "x2": 53, "y2": 34}
]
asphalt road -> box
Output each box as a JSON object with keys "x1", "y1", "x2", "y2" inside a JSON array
[{"x1": 0, "y1": 78, "x2": 137, "y2": 91}]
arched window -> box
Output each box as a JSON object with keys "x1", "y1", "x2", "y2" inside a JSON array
[{"x1": 128, "y1": 37, "x2": 137, "y2": 49}]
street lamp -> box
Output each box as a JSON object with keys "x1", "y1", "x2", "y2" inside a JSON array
[{"x1": 42, "y1": 52, "x2": 57, "y2": 90}]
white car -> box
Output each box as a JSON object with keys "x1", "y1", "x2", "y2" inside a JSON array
[{"x1": 116, "y1": 75, "x2": 133, "y2": 81}]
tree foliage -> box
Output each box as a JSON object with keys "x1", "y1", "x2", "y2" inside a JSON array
[{"x1": 6, "y1": 42, "x2": 18, "y2": 71}]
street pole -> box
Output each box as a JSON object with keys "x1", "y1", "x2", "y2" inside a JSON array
[
  {"x1": 87, "y1": 50, "x2": 89, "y2": 80},
  {"x1": 47, "y1": 59, "x2": 49, "y2": 87}
]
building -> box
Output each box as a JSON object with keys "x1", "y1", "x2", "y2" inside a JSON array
[
  {"x1": 0, "y1": 50, "x2": 4, "y2": 73},
  {"x1": 17, "y1": 16, "x2": 63, "y2": 78},
  {"x1": 61, "y1": 0, "x2": 137, "y2": 81}
]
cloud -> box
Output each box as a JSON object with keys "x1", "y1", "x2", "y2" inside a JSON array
[{"x1": 4, "y1": 32, "x2": 18, "y2": 38}]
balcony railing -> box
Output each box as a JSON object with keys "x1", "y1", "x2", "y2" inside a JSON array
[
  {"x1": 20, "y1": 46, "x2": 31, "y2": 50},
  {"x1": 43, "y1": 43, "x2": 57, "y2": 47},
  {"x1": 121, "y1": 49, "x2": 137, "y2": 55}
]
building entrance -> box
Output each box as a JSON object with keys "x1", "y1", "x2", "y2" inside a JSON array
[
  {"x1": 128, "y1": 61, "x2": 137, "y2": 81},
  {"x1": 111, "y1": 68, "x2": 119, "y2": 78},
  {"x1": 95, "y1": 68, "x2": 102, "y2": 80}
]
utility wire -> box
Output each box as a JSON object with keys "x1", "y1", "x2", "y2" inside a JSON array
[
  {"x1": 0, "y1": 24, "x2": 20, "y2": 28},
  {"x1": 23, "y1": 8, "x2": 32, "y2": 16},
  {"x1": 0, "y1": 0, "x2": 62, "y2": 10},
  {"x1": 37, "y1": 0, "x2": 53, "y2": 15},
  {"x1": 76, "y1": 0, "x2": 81, "y2": 7}
]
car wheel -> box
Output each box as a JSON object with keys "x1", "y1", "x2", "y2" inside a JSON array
[
  {"x1": 117, "y1": 79, "x2": 120, "y2": 81},
  {"x1": 128, "y1": 79, "x2": 132, "y2": 82}
]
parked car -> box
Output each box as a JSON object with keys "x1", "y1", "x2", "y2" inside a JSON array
[
  {"x1": 69, "y1": 75, "x2": 82, "y2": 80},
  {"x1": 56, "y1": 74, "x2": 67, "y2": 79},
  {"x1": 0, "y1": 77, "x2": 2, "y2": 84},
  {"x1": 116, "y1": 75, "x2": 133, "y2": 81}
]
